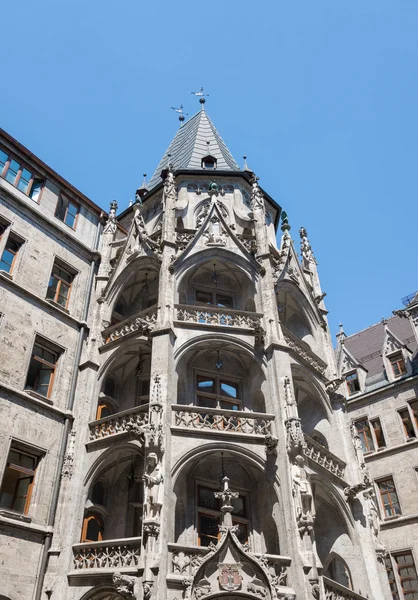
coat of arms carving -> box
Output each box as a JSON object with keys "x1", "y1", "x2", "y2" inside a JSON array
[{"x1": 218, "y1": 563, "x2": 242, "y2": 591}]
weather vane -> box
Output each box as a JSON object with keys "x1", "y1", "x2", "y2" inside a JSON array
[
  {"x1": 170, "y1": 104, "x2": 188, "y2": 123},
  {"x1": 190, "y1": 87, "x2": 209, "y2": 105}
]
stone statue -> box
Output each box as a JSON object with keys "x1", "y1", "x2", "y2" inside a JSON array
[
  {"x1": 112, "y1": 571, "x2": 135, "y2": 598},
  {"x1": 291, "y1": 455, "x2": 314, "y2": 524},
  {"x1": 143, "y1": 452, "x2": 163, "y2": 520},
  {"x1": 363, "y1": 487, "x2": 386, "y2": 552}
]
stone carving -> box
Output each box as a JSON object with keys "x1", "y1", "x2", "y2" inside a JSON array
[
  {"x1": 193, "y1": 582, "x2": 211, "y2": 598},
  {"x1": 104, "y1": 200, "x2": 118, "y2": 234},
  {"x1": 299, "y1": 226, "x2": 314, "y2": 267},
  {"x1": 176, "y1": 305, "x2": 263, "y2": 330},
  {"x1": 291, "y1": 455, "x2": 314, "y2": 531},
  {"x1": 250, "y1": 174, "x2": 265, "y2": 212},
  {"x1": 103, "y1": 308, "x2": 157, "y2": 344},
  {"x1": 143, "y1": 523, "x2": 160, "y2": 538},
  {"x1": 133, "y1": 207, "x2": 162, "y2": 256},
  {"x1": 142, "y1": 581, "x2": 153, "y2": 600},
  {"x1": 145, "y1": 403, "x2": 164, "y2": 451},
  {"x1": 286, "y1": 417, "x2": 306, "y2": 455},
  {"x1": 237, "y1": 234, "x2": 257, "y2": 254},
  {"x1": 247, "y1": 580, "x2": 268, "y2": 597},
  {"x1": 112, "y1": 571, "x2": 135, "y2": 598},
  {"x1": 325, "y1": 378, "x2": 345, "y2": 395},
  {"x1": 89, "y1": 406, "x2": 149, "y2": 441},
  {"x1": 304, "y1": 434, "x2": 346, "y2": 479},
  {"x1": 363, "y1": 487, "x2": 387, "y2": 558},
  {"x1": 204, "y1": 216, "x2": 226, "y2": 246},
  {"x1": 173, "y1": 407, "x2": 273, "y2": 436},
  {"x1": 264, "y1": 434, "x2": 279, "y2": 455},
  {"x1": 219, "y1": 564, "x2": 242, "y2": 591},
  {"x1": 350, "y1": 422, "x2": 371, "y2": 487},
  {"x1": 73, "y1": 541, "x2": 141, "y2": 569},
  {"x1": 176, "y1": 230, "x2": 196, "y2": 252},
  {"x1": 163, "y1": 164, "x2": 177, "y2": 204},
  {"x1": 282, "y1": 327, "x2": 326, "y2": 375},
  {"x1": 323, "y1": 576, "x2": 368, "y2": 599},
  {"x1": 62, "y1": 428, "x2": 76, "y2": 478},
  {"x1": 172, "y1": 550, "x2": 207, "y2": 576},
  {"x1": 143, "y1": 452, "x2": 164, "y2": 520}
]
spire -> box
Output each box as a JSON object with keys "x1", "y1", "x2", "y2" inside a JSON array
[{"x1": 147, "y1": 109, "x2": 240, "y2": 190}]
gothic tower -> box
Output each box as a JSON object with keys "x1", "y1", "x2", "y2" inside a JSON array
[{"x1": 43, "y1": 101, "x2": 392, "y2": 600}]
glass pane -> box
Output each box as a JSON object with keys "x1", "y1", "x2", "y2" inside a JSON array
[
  {"x1": 20, "y1": 453, "x2": 36, "y2": 470},
  {"x1": 220, "y1": 381, "x2": 238, "y2": 398},
  {"x1": 85, "y1": 516, "x2": 102, "y2": 541},
  {"x1": 5, "y1": 159, "x2": 20, "y2": 184},
  {"x1": 216, "y1": 294, "x2": 233, "y2": 309},
  {"x1": 29, "y1": 179, "x2": 42, "y2": 201},
  {"x1": 47, "y1": 276, "x2": 59, "y2": 299},
  {"x1": 199, "y1": 513, "x2": 219, "y2": 546},
  {"x1": 57, "y1": 283, "x2": 69, "y2": 306},
  {"x1": 232, "y1": 495, "x2": 246, "y2": 517},
  {"x1": 196, "y1": 395, "x2": 217, "y2": 409},
  {"x1": 65, "y1": 212, "x2": 76, "y2": 228},
  {"x1": 0, "y1": 149, "x2": 8, "y2": 171},
  {"x1": 199, "y1": 487, "x2": 219, "y2": 510},
  {"x1": 196, "y1": 290, "x2": 212, "y2": 305},
  {"x1": 42, "y1": 349, "x2": 56, "y2": 365},
  {"x1": 17, "y1": 168, "x2": 32, "y2": 193},
  {"x1": 197, "y1": 377, "x2": 215, "y2": 393}
]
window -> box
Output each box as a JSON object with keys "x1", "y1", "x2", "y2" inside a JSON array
[
  {"x1": 25, "y1": 341, "x2": 58, "y2": 398},
  {"x1": 197, "y1": 484, "x2": 248, "y2": 547},
  {"x1": 201, "y1": 155, "x2": 217, "y2": 170},
  {"x1": 0, "y1": 148, "x2": 44, "y2": 201},
  {"x1": 346, "y1": 371, "x2": 360, "y2": 395},
  {"x1": 371, "y1": 418, "x2": 386, "y2": 449},
  {"x1": 96, "y1": 402, "x2": 114, "y2": 420},
  {"x1": 327, "y1": 556, "x2": 353, "y2": 590},
  {"x1": 81, "y1": 513, "x2": 104, "y2": 542},
  {"x1": 0, "y1": 447, "x2": 38, "y2": 515},
  {"x1": 390, "y1": 352, "x2": 407, "y2": 378},
  {"x1": 385, "y1": 555, "x2": 400, "y2": 600},
  {"x1": 399, "y1": 402, "x2": 418, "y2": 440},
  {"x1": 46, "y1": 262, "x2": 74, "y2": 308},
  {"x1": 196, "y1": 289, "x2": 234, "y2": 309},
  {"x1": 196, "y1": 373, "x2": 241, "y2": 410},
  {"x1": 55, "y1": 195, "x2": 79, "y2": 229},
  {"x1": 0, "y1": 234, "x2": 22, "y2": 274},
  {"x1": 377, "y1": 477, "x2": 401, "y2": 518},
  {"x1": 137, "y1": 378, "x2": 150, "y2": 406},
  {"x1": 91, "y1": 481, "x2": 106, "y2": 506},
  {"x1": 354, "y1": 419, "x2": 374, "y2": 452},
  {"x1": 394, "y1": 552, "x2": 418, "y2": 600}
]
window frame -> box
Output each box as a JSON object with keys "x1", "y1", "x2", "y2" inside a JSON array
[
  {"x1": 0, "y1": 441, "x2": 45, "y2": 518},
  {"x1": 46, "y1": 260, "x2": 75, "y2": 309},
  {"x1": 25, "y1": 339, "x2": 60, "y2": 399},
  {"x1": 345, "y1": 370, "x2": 360, "y2": 395},
  {"x1": 0, "y1": 147, "x2": 44, "y2": 203},
  {"x1": 387, "y1": 550, "x2": 418, "y2": 600},
  {"x1": 194, "y1": 285, "x2": 236, "y2": 310},
  {"x1": 81, "y1": 512, "x2": 104, "y2": 543},
  {"x1": 194, "y1": 368, "x2": 242, "y2": 411},
  {"x1": 0, "y1": 233, "x2": 22, "y2": 275},
  {"x1": 398, "y1": 401, "x2": 418, "y2": 442},
  {"x1": 376, "y1": 476, "x2": 402, "y2": 519},
  {"x1": 55, "y1": 194, "x2": 80, "y2": 230},
  {"x1": 388, "y1": 351, "x2": 407, "y2": 379}
]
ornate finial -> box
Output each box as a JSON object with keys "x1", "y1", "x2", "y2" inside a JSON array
[
  {"x1": 170, "y1": 104, "x2": 188, "y2": 124},
  {"x1": 243, "y1": 155, "x2": 252, "y2": 171},
  {"x1": 336, "y1": 323, "x2": 346, "y2": 345},
  {"x1": 190, "y1": 87, "x2": 209, "y2": 107},
  {"x1": 104, "y1": 200, "x2": 118, "y2": 234},
  {"x1": 280, "y1": 210, "x2": 290, "y2": 232},
  {"x1": 250, "y1": 173, "x2": 265, "y2": 212},
  {"x1": 214, "y1": 475, "x2": 239, "y2": 528},
  {"x1": 381, "y1": 316, "x2": 387, "y2": 326}
]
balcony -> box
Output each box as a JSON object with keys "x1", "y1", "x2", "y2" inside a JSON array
[
  {"x1": 175, "y1": 304, "x2": 263, "y2": 335},
  {"x1": 172, "y1": 405, "x2": 274, "y2": 439},
  {"x1": 281, "y1": 325, "x2": 327, "y2": 375},
  {"x1": 72, "y1": 537, "x2": 142, "y2": 571},
  {"x1": 323, "y1": 576, "x2": 368, "y2": 600},
  {"x1": 101, "y1": 306, "x2": 158, "y2": 346},
  {"x1": 303, "y1": 434, "x2": 346, "y2": 481},
  {"x1": 88, "y1": 405, "x2": 149, "y2": 444}
]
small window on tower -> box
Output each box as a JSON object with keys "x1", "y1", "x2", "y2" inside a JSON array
[{"x1": 202, "y1": 155, "x2": 217, "y2": 170}]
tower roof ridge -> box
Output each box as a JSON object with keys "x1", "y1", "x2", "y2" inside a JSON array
[{"x1": 147, "y1": 108, "x2": 240, "y2": 190}]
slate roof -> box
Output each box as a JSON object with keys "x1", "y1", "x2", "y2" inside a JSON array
[
  {"x1": 147, "y1": 108, "x2": 240, "y2": 190},
  {"x1": 343, "y1": 315, "x2": 417, "y2": 384}
]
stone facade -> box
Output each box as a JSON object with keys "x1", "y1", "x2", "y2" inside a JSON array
[{"x1": 0, "y1": 111, "x2": 415, "y2": 600}]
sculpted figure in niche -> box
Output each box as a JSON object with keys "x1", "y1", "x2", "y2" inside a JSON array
[
  {"x1": 143, "y1": 452, "x2": 163, "y2": 520},
  {"x1": 291, "y1": 455, "x2": 313, "y2": 523}
]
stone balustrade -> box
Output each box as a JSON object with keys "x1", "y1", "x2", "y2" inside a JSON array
[
  {"x1": 281, "y1": 325, "x2": 327, "y2": 375},
  {"x1": 175, "y1": 304, "x2": 263, "y2": 331},
  {"x1": 102, "y1": 306, "x2": 158, "y2": 345},
  {"x1": 323, "y1": 576, "x2": 369, "y2": 600},
  {"x1": 304, "y1": 434, "x2": 346, "y2": 480},
  {"x1": 72, "y1": 537, "x2": 142, "y2": 570},
  {"x1": 172, "y1": 405, "x2": 274, "y2": 436},
  {"x1": 89, "y1": 405, "x2": 149, "y2": 441}
]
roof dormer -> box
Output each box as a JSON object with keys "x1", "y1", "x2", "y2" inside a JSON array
[{"x1": 201, "y1": 154, "x2": 217, "y2": 170}]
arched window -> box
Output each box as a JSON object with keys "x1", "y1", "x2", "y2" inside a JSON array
[
  {"x1": 91, "y1": 481, "x2": 106, "y2": 506},
  {"x1": 326, "y1": 555, "x2": 352, "y2": 589},
  {"x1": 104, "y1": 377, "x2": 116, "y2": 398},
  {"x1": 81, "y1": 513, "x2": 104, "y2": 542},
  {"x1": 311, "y1": 431, "x2": 329, "y2": 449},
  {"x1": 196, "y1": 372, "x2": 241, "y2": 411}
]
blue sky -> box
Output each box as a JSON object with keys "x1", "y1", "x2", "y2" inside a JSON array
[{"x1": 1, "y1": 0, "x2": 417, "y2": 340}]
